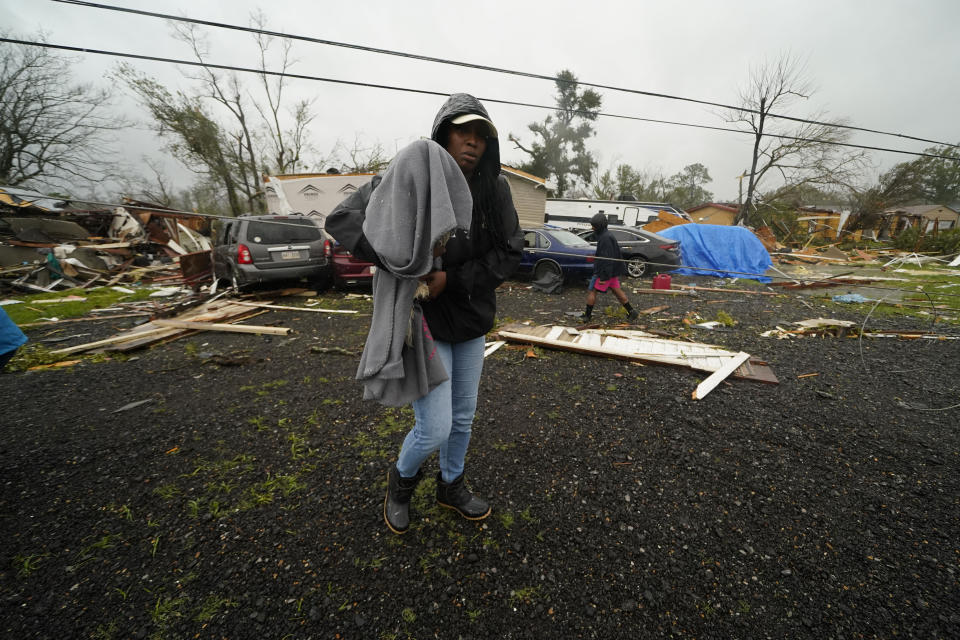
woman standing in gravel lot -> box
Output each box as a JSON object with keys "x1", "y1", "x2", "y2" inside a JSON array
[{"x1": 326, "y1": 94, "x2": 523, "y2": 534}]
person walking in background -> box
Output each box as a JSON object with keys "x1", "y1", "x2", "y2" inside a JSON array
[
  {"x1": 326, "y1": 93, "x2": 523, "y2": 534},
  {"x1": 0, "y1": 306, "x2": 27, "y2": 371},
  {"x1": 582, "y1": 213, "x2": 638, "y2": 323}
]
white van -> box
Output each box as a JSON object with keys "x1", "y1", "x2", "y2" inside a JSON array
[{"x1": 544, "y1": 199, "x2": 689, "y2": 230}]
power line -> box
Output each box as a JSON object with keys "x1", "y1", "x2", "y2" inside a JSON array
[
  {"x1": 50, "y1": 0, "x2": 960, "y2": 152},
  {"x1": 2, "y1": 37, "x2": 956, "y2": 163}
]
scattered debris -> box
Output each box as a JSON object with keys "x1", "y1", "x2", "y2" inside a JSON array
[
  {"x1": 497, "y1": 322, "x2": 778, "y2": 397},
  {"x1": 112, "y1": 398, "x2": 154, "y2": 413},
  {"x1": 51, "y1": 297, "x2": 278, "y2": 356},
  {"x1": 483, "y1": 341, "x2": 506, "y2": 357},
  {"x1": 832, "y1": 293, "x2": 873, "y2": 304},
  {"x1": 676, "y1": 285, "x2": 777, "y2": 296},
  {"x1": 232, "y1": 301, "x2": 359, "y2": 314},
  {"x1": 309, "y1": 346, "x2": 357, "y2": 356}
]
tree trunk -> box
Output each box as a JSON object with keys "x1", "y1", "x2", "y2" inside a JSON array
[{"x1": 738, "y1": 97, "x2": 766, "y2": 226}]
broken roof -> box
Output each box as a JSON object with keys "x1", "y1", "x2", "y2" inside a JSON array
[{"x1": 0, "y1": 186, "x2": 68, "y2": 213}]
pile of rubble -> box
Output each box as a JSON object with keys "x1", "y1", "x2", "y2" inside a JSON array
[{"x1": 0, "y1": 189, "x2": 213, "y2": 295}]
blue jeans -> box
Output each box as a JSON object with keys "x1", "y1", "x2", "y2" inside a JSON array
[{"x1": 395, "y1": 336, "x2": 485, "y2": 483}]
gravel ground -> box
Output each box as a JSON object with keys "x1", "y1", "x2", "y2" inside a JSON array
[{"x1": 1, "y1": 275, "x2": 958, "y2": 639}]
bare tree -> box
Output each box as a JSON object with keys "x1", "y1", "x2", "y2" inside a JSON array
[
  {"x1": 250, "y1": 12, "x2": 316, "y2": 175},
  {"x1": 334, "y1": 134, "x2": 392, "y2": 174},
  {"x1": 170, "y1": 22, "x2": 265, "y2": 213},
  {"x1": 119, "y1": 14, "x2": 321, "y2": 215},
  {"x1": 118, "y1": 67, "x2": 246, "y2": 215},
  {"x1": 728, "y1": 55, "x2": 868, "y2": 225},
  {"x1": 0, "y1": 34, "x2": 124, "y2": 190}
]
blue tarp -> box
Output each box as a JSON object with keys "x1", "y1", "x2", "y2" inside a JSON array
[{"x1": 658, "y1": 224, "x2": 773, "y2": 282}]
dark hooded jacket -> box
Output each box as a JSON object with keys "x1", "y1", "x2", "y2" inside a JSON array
[
  {"x1": 325, "y1": 94, "x2": 523, "y2": 343},
  {"x1": 590, "y1": 213, "x2": 626, "y2": 280}
]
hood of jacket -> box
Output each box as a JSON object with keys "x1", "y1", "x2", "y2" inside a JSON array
[{"x1": 430, "y1": 93, "x2": 501, "y2": 180}]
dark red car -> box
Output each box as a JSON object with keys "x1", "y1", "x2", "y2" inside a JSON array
[{"x1": 320, "y1": 239, "x2": 375, "y2": 290}]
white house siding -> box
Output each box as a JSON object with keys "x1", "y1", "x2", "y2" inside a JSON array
[
  {"x1": 503, "y1": 173, "x2": 546, "y2": 228},
  {"x1": 265, "y1": 174, "x2": 376, "y2": 225}
]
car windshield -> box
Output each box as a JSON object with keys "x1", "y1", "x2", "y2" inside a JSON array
[
  {"x1": 246, "y1": 219, "x2": 321, "y2": 244},
  {"x1": 547, "y1": 229, "x2": 592, "y2": 247}
]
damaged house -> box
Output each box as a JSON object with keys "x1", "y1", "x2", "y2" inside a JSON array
[
  {"x1": 264, "y1": 165, "x2": 548, "y2": 228},
  {"x1": 874, "y1": 204, "x2": 959, "y2": 240},
  {"x1": 1, "y1": 188, "x2": 212, "y2": 292}
]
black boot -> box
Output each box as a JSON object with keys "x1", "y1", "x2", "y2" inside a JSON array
[
  {"x1": 436, "y1": 472, "x2": 491, "y2": 520},
  {"x1": 383, "y1": 465, "x2": 422, "y2": 534}
]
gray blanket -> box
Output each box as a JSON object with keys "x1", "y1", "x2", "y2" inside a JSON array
[{"x1": 357, "y1": 139, "x2": 473, "y2": 406}]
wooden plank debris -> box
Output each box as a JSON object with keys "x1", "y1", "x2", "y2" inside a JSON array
[
  {"x1": 497, "y1": 323, "x2": 778, "y2": 385},
  {"x1": 692, "y1": 351, "x2": 751, "y2": 400},
  {"x1": 231, "y1": 300, "x2": 358, "y2": 314},
  {"x1": 151, "y1": 319, "x2": 289, "y2": 335},
  {"x1": 49, "y1": 298, "x2": 282, "y2": 355},
  {"x1": 676, "y1": 285, "x2": 778, "y2": 296}
]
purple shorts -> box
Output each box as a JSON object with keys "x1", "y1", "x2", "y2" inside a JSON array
[{"x1": 590, "y1": 276, "x2": 621, "y2": 292}]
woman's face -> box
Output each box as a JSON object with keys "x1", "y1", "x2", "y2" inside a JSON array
[{"x1": 445, "y1": 121, "x2": 488, "y2": 176}]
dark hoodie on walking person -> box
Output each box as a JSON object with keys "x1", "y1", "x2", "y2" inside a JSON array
[
  {"x1": 326, "y1": 93, "x2": 523, "y2": 534},
  {"x1": 583, "y1": 212, "x2": 638, "y2": 322}
]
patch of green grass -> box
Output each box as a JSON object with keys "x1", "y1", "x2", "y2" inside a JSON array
[
  {"x1": 248, "y1": 416, "x2": 269, "y2": 432},
  {"x1": 3, "y1": 285, "x2": 155, "y2": 325},
  {"x1": 375, "y1": 407, "x2": 413, "y2": 438},
  {"x1": 12, "y1": 552, "x2": 48, "y2": 577},
  {"x1": 491, "y1": 441, "x2": 515, "y2": 452},
  {"x1": 466, "y1": 608, "x2": 481, "y2": 622},
  {"x1": 508, "y1": 586, "x2": 541, "y2": 607},
  {"x1": 152, "y1": 483, "x2": 181, "y2": 500},
  {"x1": 401, "y1": 607, "x2": 416, "y2": 623},
  {"x1": 5, "y1": 343, "x2": 68, "y2": 372},
  {"x1": 90, "y1": 620, "x2": 118, "y2": 640},
  {"x1": 150, "y1": 595, "x2": 187, "y2": 626},
  {"x1": 715, "y1": 310, "x2": 736, "y2": 326},
  {"x1": 498, "y1": 511, "x2": 515, "y2": 530},
  {"x1": 193, "y1": 594, "x2": 237, "y2": 622},
  {"x1": 352, "y1": 431, "x2": 390, "y2": 460}
]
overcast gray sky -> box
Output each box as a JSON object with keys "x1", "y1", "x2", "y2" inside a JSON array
[{"x1": 5, "y1": 0, "x2": 960, "y2": 201}]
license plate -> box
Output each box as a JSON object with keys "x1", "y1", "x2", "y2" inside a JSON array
[{"x1": 280, "y1": 250, "x2": 301, "y2": 260}]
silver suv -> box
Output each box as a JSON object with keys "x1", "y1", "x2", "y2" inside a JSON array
[{"x1": 212, "y1": 215, "x2": 329, "y2": 287}]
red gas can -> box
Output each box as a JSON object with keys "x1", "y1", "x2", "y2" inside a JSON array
[{"x1": 652, "y1": 274, "x2": 672, "y2": 290}]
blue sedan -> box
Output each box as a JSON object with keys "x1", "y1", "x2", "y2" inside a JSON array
[{"x1": 518, "y1": 227, "x2": 596, "y2": 281}]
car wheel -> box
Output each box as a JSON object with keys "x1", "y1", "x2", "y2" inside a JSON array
[
  {"x1": 533, "y1": 260, "x2": 562, "y2": 281},
  {"x1": 627, "y1": 256, "x2": 648, "y2": 278}
]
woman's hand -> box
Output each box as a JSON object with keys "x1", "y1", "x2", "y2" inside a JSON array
[{"x1": 420, "y1": 270, "x2": 447, "y2": 299}]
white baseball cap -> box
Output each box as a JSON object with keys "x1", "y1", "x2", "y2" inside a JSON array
[{"x1": 450, "y1": 113, "x2": 498, "y2": 138}]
